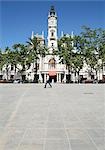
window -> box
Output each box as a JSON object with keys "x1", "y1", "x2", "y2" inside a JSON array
[
  {"x1": 11, "y1": 65, "x2": 14, "y2": 71},
  {"x1": 51, "y1": 32, "x2": 54, "y2": 37},
  {"x1": 48, "y1": 58, "x2": 56, "y2": 69}
]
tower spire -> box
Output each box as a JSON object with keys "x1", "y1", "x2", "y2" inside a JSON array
[
  {"x1": 48, "y1": 6, "x2": 57, "y2": 18},
  {"x1": 31, "y1": 31, "x2": 34, "y2": 39},
  {"x1": 71, "y1": 31, "x2": 74, "y2": 38},
  {"x1": 50, "y1": 6, "x2": 55, "y2": 14},
  {"x1": 61, "y1": 31, "x2": 64, "y2": 37},
  {"x1": 48, "y1": 6, "x2": 58, "y2": 53},
  {"x1": 42, "y1": 31, "x2": 44, "y2": 38}
]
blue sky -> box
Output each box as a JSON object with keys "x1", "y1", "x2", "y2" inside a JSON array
[{"x1": 0, "y1": 0, "x2": 105, "y2": 50}]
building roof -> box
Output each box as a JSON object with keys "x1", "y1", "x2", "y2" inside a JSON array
[{"x1": 49, "y1": 6, "x2": 57, "y2": 18}]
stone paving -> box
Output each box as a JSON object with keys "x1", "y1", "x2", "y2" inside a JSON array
[{"x1": 0, "y1": 83, "x2": 105, "y2": 150}]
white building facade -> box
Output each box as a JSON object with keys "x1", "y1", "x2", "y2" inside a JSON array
[
  {"x1": 0, "y1": 6, "x2": 104, "y2": 83},
  {"x1": 38, "y1": 6, "x2": 67, "y2": 83},
  {"x1": 33, "y1": 6, "x2": 104, "y2": 83}
]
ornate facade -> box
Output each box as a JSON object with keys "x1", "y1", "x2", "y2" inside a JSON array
[
  {"x1": 0, "y1": 6, "x2": 104, "y2": 83},
  {"x1": 38, "y1": 6, "x2": 67, "y2": 83}
]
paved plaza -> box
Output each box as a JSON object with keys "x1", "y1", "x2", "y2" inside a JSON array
[{"x1": 0, "y1": 83, "x2": 105, "y2": 150}]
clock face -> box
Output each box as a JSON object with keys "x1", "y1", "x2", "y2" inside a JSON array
[
  {"x1": 51, "y1": 20, "x2": 54, "y2": 25},
  {"x1": 49, "y1": 19, "x2": 56, "y2": 26}
]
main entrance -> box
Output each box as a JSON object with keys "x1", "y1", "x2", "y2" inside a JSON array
[
  {"x1": 50, "y1": 75, "x2": 57, "y2": 82},
  {"x1": 41, "y1": 72, "x2": 65, "y2": 83}
]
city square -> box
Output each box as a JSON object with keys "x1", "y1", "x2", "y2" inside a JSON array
[
  {"x1": 0, "y1": 84, "x2": 105, "y2": 150},
  {"x1": 0, "y1": 1, "x2": 105, "y2": 150}
]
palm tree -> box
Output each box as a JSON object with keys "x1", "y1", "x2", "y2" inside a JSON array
[
  {"x1": 12, "y1": 45, "x2": 20, "y2": 76},
  {"x1": 0, "y1": 49, "x2": 6, "y2": 80},
  {"x1": 0, "y1": 47, "x2": 20, "y2": 80},
  {"x1": 12, "y1": 44, "x2": 29, "y2": 81},
  {"x1": 0, "y1": 49, "x2": 4, "y2": 71},
  {"x1": 3, "y1": 47, "x2": 13, "y2": 80},
  {"x1": 27, "y1": 37, "x2": 40, "y2": 82},
  {"x1": 38, "y1": 44, "x2": 48, "y2": 73}
]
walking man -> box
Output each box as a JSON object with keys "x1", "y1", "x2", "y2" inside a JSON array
[{"x1": 44, "y1": 75, "x2": 52, "y2": 88}]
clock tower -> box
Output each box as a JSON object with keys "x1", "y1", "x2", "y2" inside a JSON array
[{"x1": 47, "y1": 6, "x2": 58, "y2": 53}]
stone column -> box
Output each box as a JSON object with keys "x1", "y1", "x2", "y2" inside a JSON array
[
  {"x1": 57, "y1": 73, "x2": 59, "y2": 82},
  {"x1": 57, "y1": 73, "x2": 61, "y2": 83},
  {"x1": 63, "y1": 74, "x2": 66, "y2": 83},
  {"x1": 44, "y1": 74, "x2": 46, "y2": 83},
  {"x1": 39, "y1": 72, "x2": 43, "y2": 83},
  {"x1": 44, "y1": 73, "x2": 47, "y2": 83},
  {"x1": 58, "y1": 73, "x2": 61, "y2": 83}
]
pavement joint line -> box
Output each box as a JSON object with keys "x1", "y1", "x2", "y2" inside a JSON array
[
  {"x1": 0, "y1": 84, "x2": 104, "y2": 150},
  {"x1": 43, "y1": 99, "x2": 51, "y2": 150},
  {"x1": 5, "y1": 90, "x2": 27, "y2": 128},
  {"x1": 70, "y1": 106, "x2": 100, "y2": 150},
  {"x1": 59, "y1": 105, "x2": 72, "y2": 150},
  {"x1": 83, "y1": 129, "x2": 100, "y2": 150},
  {"x1": 16, "y1": 127, "x2": 29, "y2": 150},
  {"x1": 0, "y1": 86, "x2": 30, "y2": 149}
]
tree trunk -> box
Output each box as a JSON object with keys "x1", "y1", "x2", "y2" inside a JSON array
[
  {"x1": 35, "y1": 62, "x2": 37, "y2": 74},
  {"x1": 102, "y1": 62, "x2": 104, "y2": 80},
  {"x1": 95, "y1": 69, "x2": 98, "y2": 80},
  {"x1": 14, "y1": 64, "x2": 17, "y2": 80},
  {"x1": 34, "y1": 60, "x2": 38, "y2": 83},
  {"x1": 6, "y1": 65, "x2": 9, "y2": 80},
  {"x1": 68, "y1": 65, "x2": 71, "y2": 83},
  {"x1": 74, "y1": 70, "x2": 76, "y2": 83},
  {"x1": 77, "y1": 71, "x2": 80, "y2": 83}
]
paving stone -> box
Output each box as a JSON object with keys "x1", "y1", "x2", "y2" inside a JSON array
[
  {"x1": 66, "y1": 129, "x2": 90, "y2": 140},
  {"x1": 27, "y1": 120, "x2": 46, "y2": 128},
  {"x1": 24, "y1": 128, "x2": 46, "y2": 139},
  {"x1": 87, "y1": 129, "x2": 105, "y2": 139},
  {"x1": 0, "y1": 84, "x2": 104, "y2": 150},
  {"x1": 64, "y1": 120, "x2": 84, "y2": 129},
  {"x1": 47, "y1": 121, "x2": 64, "y2": 129},
  {"x1": 18, "y1": 144, "x2": 43, "y2": 150},
  {"x1": 46, "y1": 129, "x2": 67, "y2": 140},
  {"x1": 70, "y1": 139, "x2": 97, "y2": 150},
  {"x1": 92, "y1": 137, "x2": 105, "y2": 150},
  {"x1": 44, "y1": 140, "x2": 70, "y2": 150}
]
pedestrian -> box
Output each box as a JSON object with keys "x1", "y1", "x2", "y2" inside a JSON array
[{"x1": 44, "y1": 74, "x2": 52, "y2": 88}]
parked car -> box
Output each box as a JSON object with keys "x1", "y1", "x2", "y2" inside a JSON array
[
  {"x1": 0, "y1": 79, "x2": 7, "y2": 83},
  {"x1": 0, "y1": 79, "x2": 13, "y2": 83},
  {"x1": 98, "y1": 80, "x2": 105, "y2": 83},
  {"x1": 83, "y1": 79, "x2": 93, "y2": 83}
]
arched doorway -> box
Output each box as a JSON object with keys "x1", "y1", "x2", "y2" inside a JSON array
[
  {"x1": 48, "y1": 57, "x2": 56, "y2": 69},
  {"x1": 48, "y1": 58, "x2": 57, "y2": 82}
]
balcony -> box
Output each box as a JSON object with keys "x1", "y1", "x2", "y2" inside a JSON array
[{"x1": 50, "y1": 37, "x2": 55, "y2": 40}]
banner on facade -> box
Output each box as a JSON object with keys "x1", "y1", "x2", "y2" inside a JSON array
[{"x1": 48, "y1": 70, "x2": 57, "y2": 76}]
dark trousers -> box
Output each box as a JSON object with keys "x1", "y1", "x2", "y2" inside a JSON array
[{"x1": 44, "y1": 78, "x2": 52, "y2": 88}]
